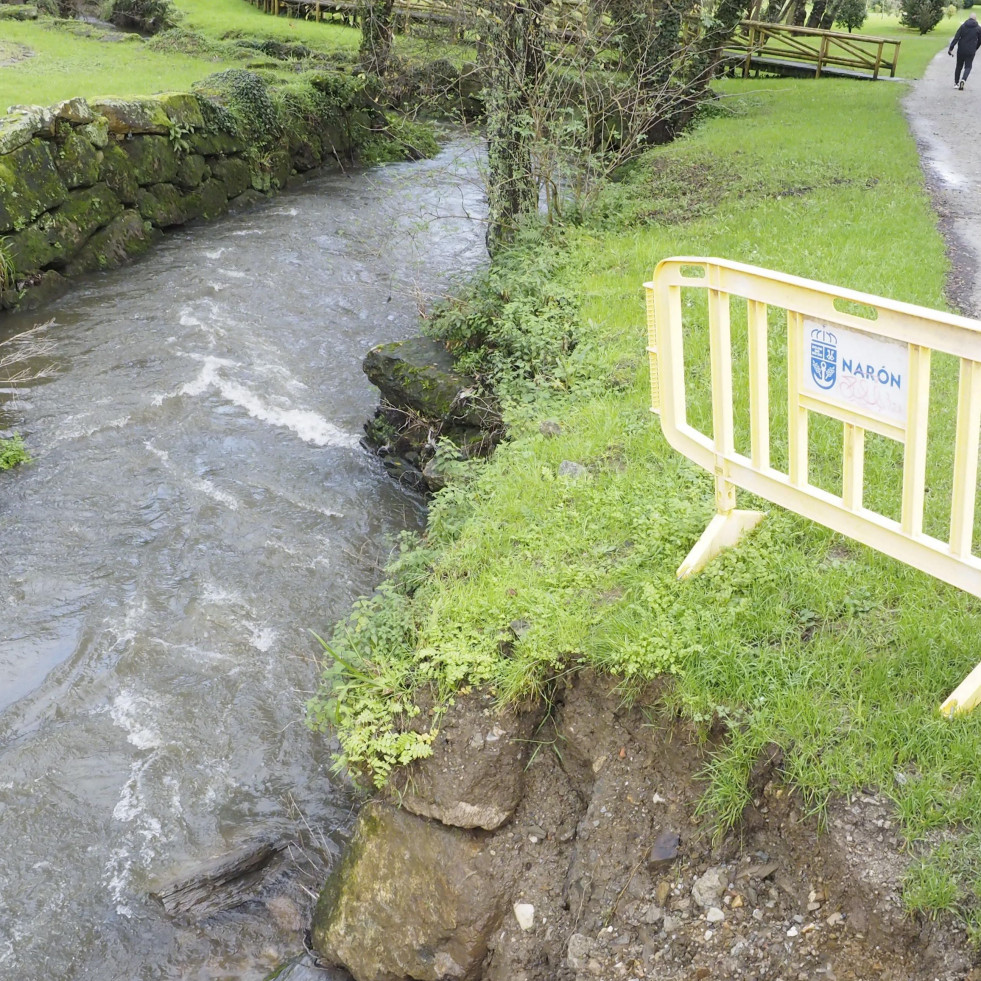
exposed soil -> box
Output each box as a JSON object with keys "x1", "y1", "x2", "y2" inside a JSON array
[
  {"x1": 306, "y1": 669, "x2": 978, "y2": 981},
  {"x1": 468, "y1": 672, "x2": 976, "y2": 981},
  {"x1": 0, "y1": 42, "x2": 34, "y2": 67}
]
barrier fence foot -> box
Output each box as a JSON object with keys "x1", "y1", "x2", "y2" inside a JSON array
[
  {"x1": 940, "y1": 660, "x2": 981, "y2": 717},
  {"x1": 677, "y1": 509, "x2": 766, "y2": 579}
]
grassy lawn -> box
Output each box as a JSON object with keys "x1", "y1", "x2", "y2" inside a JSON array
[
  {"x1": 309, "y1": 23, "x2": 981, "y2": 932},
  {"x1": 0, "y1": 0, "x2": 361, "y2": 110},
  {"x1": 0, "y1": 19, "x2": 242, "y2": 108}
]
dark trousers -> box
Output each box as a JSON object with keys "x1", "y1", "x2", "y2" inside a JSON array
[{"x1": 956, "y1": 49, "x2": 976, "y2": 83}]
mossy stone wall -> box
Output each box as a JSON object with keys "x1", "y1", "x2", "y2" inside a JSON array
[{"x1": 0, "y1": 82, "x2": 374, "y2": 314}]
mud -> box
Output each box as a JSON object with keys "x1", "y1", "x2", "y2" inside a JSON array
[{"x1": 469, "y1": 674, "x2": 976, "y2": 981}]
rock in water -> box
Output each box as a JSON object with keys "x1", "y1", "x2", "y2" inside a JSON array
[
  {"x1": 149, "y1": 838, "x2": 284, "y2": 918},
  {"x1": 311, "y1": 802, "x2": 505, "y2": 981}
]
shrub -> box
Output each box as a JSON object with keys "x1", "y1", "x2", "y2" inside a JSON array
[
  {"x1": 100, "y1": 0, "x2": 181, "y2": 35},
  {"x1": 0, "y1": 435, "x2": 30, "y2": 471},
  {"x1": 900, "y1": 0, "x2": 946, "y2": 32}
]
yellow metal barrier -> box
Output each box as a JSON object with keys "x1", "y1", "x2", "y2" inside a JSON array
[{"x1": 646, "y1": 257, "x2": 981, "y2": 716}]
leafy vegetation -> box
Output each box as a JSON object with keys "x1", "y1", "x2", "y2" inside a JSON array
[{"x1": 0, "y1": 434, "x2": 30, "y2": 470}]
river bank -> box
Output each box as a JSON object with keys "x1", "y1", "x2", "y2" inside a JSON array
[{"x1": 305, "y1": 35, "x2": 981, "y2": 981}]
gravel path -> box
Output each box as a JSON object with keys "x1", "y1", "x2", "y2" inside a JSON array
[{"x1": 904, "y1": 45, "x2": 981, "y2": 316}]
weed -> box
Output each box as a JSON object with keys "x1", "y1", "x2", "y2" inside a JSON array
[{"x1": 0, "y1": 434, "x2": 30, "y2": 471}]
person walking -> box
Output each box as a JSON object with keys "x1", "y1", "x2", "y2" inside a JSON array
[{"x1": 949, "y1": 12, "x2": 981, "y2": 90}]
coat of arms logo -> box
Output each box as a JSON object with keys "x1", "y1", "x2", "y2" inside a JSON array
[{"x1": 809, "y1": 326, "x2": 837, "y2": 390}]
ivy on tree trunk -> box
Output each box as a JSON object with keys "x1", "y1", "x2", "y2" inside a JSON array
[
  {"x1": 481, "y1": 0, "x2": 549, "y2": 254},
  {"x1": 358, "y1": 0, "x2": 396, "y2": 75}
]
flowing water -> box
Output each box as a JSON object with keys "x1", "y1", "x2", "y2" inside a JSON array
[{"x1": 0, "y1": 140, "x2": 485, "y2": 981}]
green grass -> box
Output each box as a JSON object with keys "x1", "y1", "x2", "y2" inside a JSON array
[
  {"x1": 171, "y1": 0, "x2": 360, "y2": 51},
  {"x1": 0, "y1": 0, "x2": 364, "y2": 110},
  {"x1": 309, "y1": 67, "x2": 981, "y2": 928},
  {"x1": 0, "y1": 19, "x2": 243, "y2": 108}
]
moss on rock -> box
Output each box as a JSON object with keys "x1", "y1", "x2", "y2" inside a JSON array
[
  {"x1": 209, "y1": 157, "x2": 250, "y2": 197},
  {"x1": 8, "y1": 182, "x2": 122, "y2": 271},
  {"x1": 136, "y1": 181, "x2": 187, "y2": 227},
  {"x1": 55, "y1": 130, "x2": 102, "y2": 189},
  {"x1": 119, "y1": 134, "x2": 179, "y2": 186},
  {"x1": 153, "y1": 92, "x2": 206, "y2": 131},
  {"x1": 188, "y1": 130, "x2": 244, "y2": 157},
  {"x1": 0, "y1": 140, "x2": 68, "y2": 234},
  {"x1": 99, "y1": 142, "x2": 140, "y2": 204},
  {"x1": 182, "y1": 178, "x2": 229, "y2": 222},
  {"x1": 174, "y1": 153, "x2": 210, "y2": 190},
  {"x1": 63, "y1": 209, "x2": 160, "y2": 276}
]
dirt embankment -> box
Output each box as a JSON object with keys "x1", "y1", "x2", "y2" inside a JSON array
[{"x1": 307, "y1": 671, "x2": 977, "y2": 981}]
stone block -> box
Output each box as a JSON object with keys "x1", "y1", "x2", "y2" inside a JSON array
[
  {"x1": 54, "y1": 130, "x2": 102, "y2": 189},
  {"x1": 99, "y1": 142, "x2": 140, "y2": 204},
  {"x1": 175, "y1": 153, "x2": 210, "y2": 190},
  {"x1": 0, "y1": 139, "x2": 68, "y2": 233},
  {"x1": 209, "y1": 157, "x2": 250, "y2": 198},
  {"x1": 89, "y1": 97, "x2": 171, "y2": 136},
  {"x1": 153, "y1": 92, "x2": 206, "y2": 132},
  {"x1": 312, "y1": 802, "x2": 505, "y2": 981},
  {"x1": 182, "y1": 178, "x2": 229, "y2": 222},
  {"x1": 136, "y1": 182, "x2": 187, "y2": 228},
  {"x1": 119, "y1": 134, "x2": 179, "y2": 186},
  {"x1": 8, "y1": 182, "x2": 122, "y2": 271},
  {"x1": 53, "y1": 97, "x2": 94, "y2": 125},
  {"x1": 63, "y1": 209, "x2": 160, "y2": 276}
]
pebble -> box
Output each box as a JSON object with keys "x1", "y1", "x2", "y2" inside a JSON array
[
  {"x1": 513, "y1": 903, "x2": 535, "y2": 931},
  {"x1": 787, "y1": 926, "x2": 799, "y2": 938},
  {"x1": 706, "y1": 907, "x2": 725, "y2": 923},
  {"x1": 692, "y1": 867, "x2": 728, "y2": 908}
]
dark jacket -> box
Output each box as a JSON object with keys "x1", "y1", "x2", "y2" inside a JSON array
[{"x1": 950, "y1": 18, "x2": 981, "y2": 56}]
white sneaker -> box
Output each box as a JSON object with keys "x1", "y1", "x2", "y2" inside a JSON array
[{"x1": 960, "y1": 80, "x2": 966, "y2": 89}]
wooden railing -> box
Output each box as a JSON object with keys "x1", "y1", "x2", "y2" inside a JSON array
[{"x1": 723, "y1": 20, "x2": 901, "y2": 80}]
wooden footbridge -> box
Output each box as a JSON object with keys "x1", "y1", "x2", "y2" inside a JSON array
[{"x1": 722, "y1": 20, "x2": 902, "y2": 80}]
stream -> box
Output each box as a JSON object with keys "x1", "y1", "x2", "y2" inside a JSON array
[{"x1": 0, "y1": 139, "x2": 485, "y2": 981}]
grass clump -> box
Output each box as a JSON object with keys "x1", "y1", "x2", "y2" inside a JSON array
[{"x1": 307, "y1": 30, "x2": 981, "y2": 930}]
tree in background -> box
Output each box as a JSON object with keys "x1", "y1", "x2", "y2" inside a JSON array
[
  {"x1": 833, "y1": 0, "x2": 868, "y2": 30},
  {"x1": 899, "y1": 0, "x2": 944, "y2": 30},
  {"x1": 476, "y1": 0, "x2": 550, "y2": 254}
]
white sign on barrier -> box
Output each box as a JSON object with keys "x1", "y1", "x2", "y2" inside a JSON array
[{"x1": 801, "y1": 318, "x2": 909, "y2": 427}]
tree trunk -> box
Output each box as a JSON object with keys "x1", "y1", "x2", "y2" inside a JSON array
[
  {"x1": 481, "y1": 0, "x2": 549, "y2": 254},
  {"x1": 358, "y1": 0, "x2": 396, "y2": 75},
  {"x1": 806, "y1": 0, "x2": 828, "y2": 26}
]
